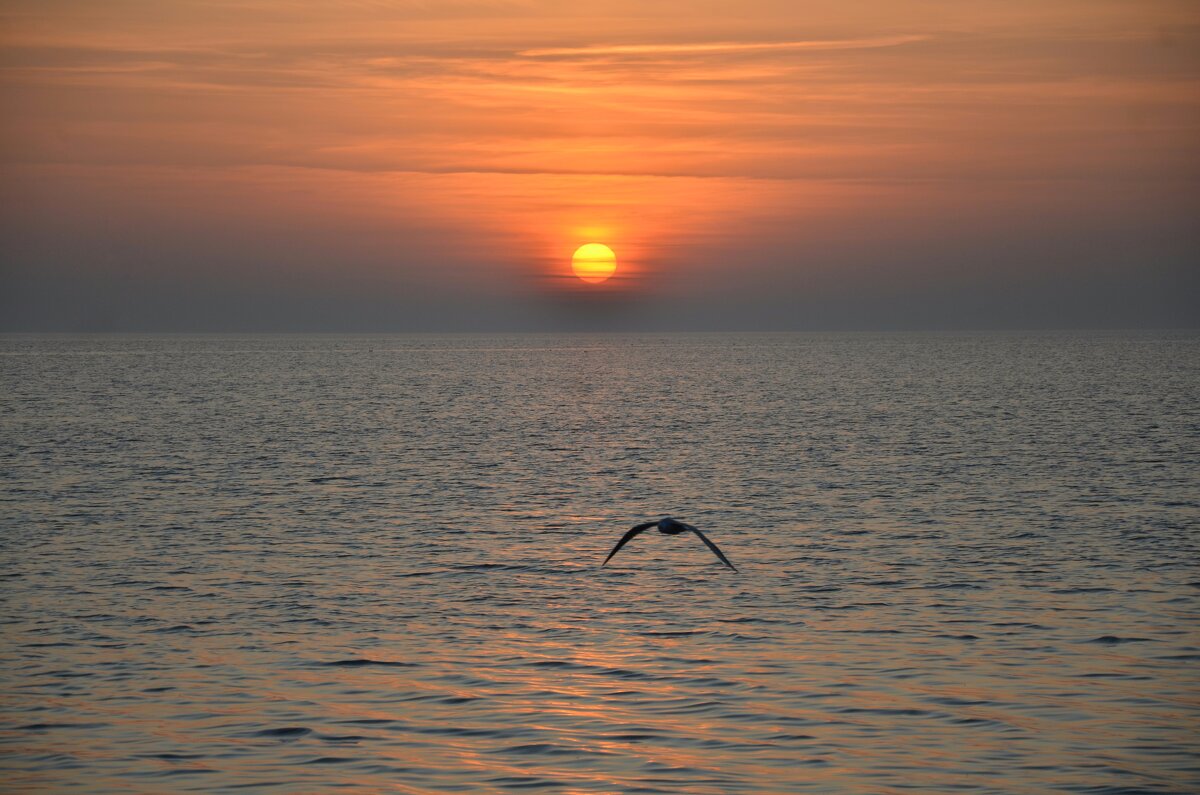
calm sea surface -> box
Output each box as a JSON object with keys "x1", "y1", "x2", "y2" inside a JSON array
[{"x1": 1, "y1": 332, "x2": 1198, "y2": 794}]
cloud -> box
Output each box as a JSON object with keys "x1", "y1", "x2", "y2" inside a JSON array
[{"x1": 519, "y1": 35, "x2": 926, "y2": 58}]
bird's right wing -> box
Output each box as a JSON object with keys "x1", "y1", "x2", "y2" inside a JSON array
[
  {"x1": 602, "y1": 522, "x2": 657, "y2": 567},
  {"x1": 684, "y1": 523, "x2": 738, "y2": 572}
]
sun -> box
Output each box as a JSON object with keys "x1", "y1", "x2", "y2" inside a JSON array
[{"x1": 571, "y1": 243, "x2": 617, "y2": 284}]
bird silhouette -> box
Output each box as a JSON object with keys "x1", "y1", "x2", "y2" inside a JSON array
[{"x1": 602, "y1": 517, "x2": 737, "y2": 572}]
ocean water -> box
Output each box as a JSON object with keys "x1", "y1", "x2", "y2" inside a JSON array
[{"x1": 1, "y1": 332, "x2": 1197, "y2": 794}]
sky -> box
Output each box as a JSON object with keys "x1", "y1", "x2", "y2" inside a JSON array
[{"x1": 1, "y1": 0, "x2": 1197, "y2": 331}]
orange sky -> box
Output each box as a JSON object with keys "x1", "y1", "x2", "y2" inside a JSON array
[{"x1": 1, "y1": 0, "x2": 1197, "y2": 329}]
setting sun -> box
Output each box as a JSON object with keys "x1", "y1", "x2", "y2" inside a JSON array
[{"x1": 572, "y1": 243, "x2": 617, "y2": 284}]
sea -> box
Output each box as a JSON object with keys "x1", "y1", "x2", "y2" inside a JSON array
[{"x1": 1, "y1": 332, "x2": 1197, "y2": 794}]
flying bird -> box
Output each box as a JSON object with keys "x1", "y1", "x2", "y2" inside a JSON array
[{"x1": 602, "y1": 517, "x2": 737, "y2": 572}]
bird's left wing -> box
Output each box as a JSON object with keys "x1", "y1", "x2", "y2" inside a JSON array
[
  {"x1": 684, "y1": 523, "x2": 738, "y2": 572},
  {"x1": 602, "y1": 521, "x2": 657, "y2": 567}
]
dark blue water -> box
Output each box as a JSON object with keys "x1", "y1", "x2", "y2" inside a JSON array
[{"x1": 1, "y1": 332, "x2": 1197, "y2": 793}]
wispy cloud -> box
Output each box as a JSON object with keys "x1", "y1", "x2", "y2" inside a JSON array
[{"x1": 519, "y1": 35, "x2": 926, "y2": 58}]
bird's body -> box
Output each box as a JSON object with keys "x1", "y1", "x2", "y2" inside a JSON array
[
  {"x1": 602, "y1": 517, "x2": 737, "y2": 572},
  {"x1": 653, "y1": 517, "x2": 688, "y2": 535}
]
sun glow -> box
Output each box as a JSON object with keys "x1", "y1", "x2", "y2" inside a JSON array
[{"x1": 571, "y1": 243, "x2": 617, "y2": 284}]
